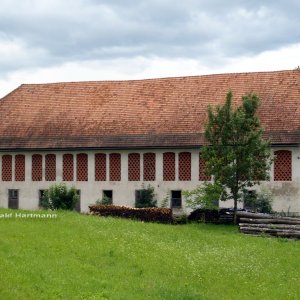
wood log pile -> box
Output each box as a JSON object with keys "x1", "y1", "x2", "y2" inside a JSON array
[{"x1": 237, "y1": 211, "x2": 300, "y2": 239}]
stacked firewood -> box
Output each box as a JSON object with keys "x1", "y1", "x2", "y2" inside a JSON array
[{"x1": 237, "y1": 211, "x2": 300, "y2": 239}]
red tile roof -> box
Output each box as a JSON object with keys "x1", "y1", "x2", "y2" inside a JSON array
[{"x1": 0, "y1": 70, "x2": 299, "y2": 150}]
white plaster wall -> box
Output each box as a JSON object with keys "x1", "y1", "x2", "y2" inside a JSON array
[{"x1": 0, "y1": 147, "x2": 299, "y2": 214}]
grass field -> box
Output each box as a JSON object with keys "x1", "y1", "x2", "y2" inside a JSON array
[{"x1": 0, "y1": 208, "x2": 299, "y2": 300}]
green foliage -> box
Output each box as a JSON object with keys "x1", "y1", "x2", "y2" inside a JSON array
[
  {"x1": 41, "y1": 183, "x2": 79, "y2": 210},
  {"x1": 96, "y1": 195, "x2": 112, "y2": 205},
  {"x1": 201, "y1": 91, "x2": 272, "y2": 212},
  {"x1": 173, "y1": 213, "x2": 188, "y2": 224},
  {"x1": 183, "y1": 183, "x2": 223, "y2": 210},
  {"x1": 160, "y1": 192, "x2": 170, "y2": 208},
  {"x1": 244, "y1": 189, "x2": 273, "y2": 213},
  {"x1": 135, "y1": 184, "x2": 157, "y2": 208}
]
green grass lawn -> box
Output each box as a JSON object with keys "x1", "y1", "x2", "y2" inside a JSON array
[{"x1": 0, "y1": 209, "x2": 299, "y2": 300}]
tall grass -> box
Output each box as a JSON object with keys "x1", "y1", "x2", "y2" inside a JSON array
[{"x1": 0, "y1": 208, "x2": 299, "y2": 299}]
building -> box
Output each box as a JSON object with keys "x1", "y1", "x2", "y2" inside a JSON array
[{"x1": 0, "y1": 70, "x2": 299, "y2": 213}]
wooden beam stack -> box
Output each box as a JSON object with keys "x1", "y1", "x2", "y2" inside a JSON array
[{"x1": 237, "y1": 211, "x2": 300, "y2": 239}]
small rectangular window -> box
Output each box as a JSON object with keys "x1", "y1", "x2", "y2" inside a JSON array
[
  {"x1": 8, "y1": 189, "x2": 19, "y2": 209},
  {"x1": 171, "y1": 190, "x2": 182, "y2": 208},
  {"x1": 103, "y1": 190, "x2": 113, "y2": 202}
]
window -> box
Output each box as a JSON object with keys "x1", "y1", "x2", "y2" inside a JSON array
[
  {"x1": 243, "y1": 190, "x2": 256, "y2": 211},
  {"x1": 45, "y1": 154, "x2": 56, "y2": 181},
  {"x1": 274, "y1": 150, "x2": 292, "y2": 181},
  {"x1": 95, "y1": 153, "x2": 106, "y2": 181},
  {"x1": 39, "y1": 190, "x2": 47, "y2": 207},
  {"x1": 103, "y1": 190, "x2": 113, "y2": 204},
  {"x1": 128, "y1": 153, "x2": 140, "y2": 181},
  {"x1": 163, "y1": 152, "x2": 175, "y2": 181},
  {"x1": 199, "y1": 154, "x2": 211, "y2": 181},
  {"x1": 179, "y1": 152, "x2": 191, "y2": 181},
  {"x1": 77, "y1": 153, "x2": 88, "y2": 181},
  {"x1": 15, "y1": 154, "x2": 25, "y2": 181},
  {"x1": 8, "y1": 189, "x2": 19, "y2": 209},
  {"x1": 171, "y1": 190, "x2": 182, "y2": 208},
  {"x1": 32, "y1": 154, "x2": 42, "y2": 181},
  {"x1": 2, "y1": 155, "x2": 12, "y2": 181},
  {"x1": 63, "y1": 154, "x2": 74, "y2": 181},
  {"x1": 109, "y1": 153, "x2": 121, "y2": 181},
  {"x1": 143, "y1": 153, "x2": 156, "y2": 181},
  {"x1": 74, "y1": 190, "x2": 81, "y2": 212}
]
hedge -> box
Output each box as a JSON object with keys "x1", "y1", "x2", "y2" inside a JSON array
[{"x1": 89, "y1": 205, "x2": 173, "y2": 224}]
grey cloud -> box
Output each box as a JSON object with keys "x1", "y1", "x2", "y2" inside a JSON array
[{"x1": 0, "y1": 0, "x2": 299, "y2": 75}]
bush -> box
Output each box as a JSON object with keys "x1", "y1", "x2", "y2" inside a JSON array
[
  {"x1": 41, "y1": 183, "x2": 79, "y2": 210},
  {"x1": 96, "y1": 195, "x2": 112, "y2": 205},
  {"x1": 243, "y1": 189, "x2": 273, "y2": 214},
  {"x1": 135, "y1": 184, "x2": 157, "y2": 208},
  {"x1": 89, "y1": 205, "x2": 173, "y2": 224}
]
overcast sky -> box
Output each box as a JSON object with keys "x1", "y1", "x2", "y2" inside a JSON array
[{"x1": 0, "y1": 0, "x2": 299, "y2": 97}]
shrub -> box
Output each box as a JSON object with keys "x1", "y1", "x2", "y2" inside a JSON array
[
  {"x1": 41, "y1": 183, "x2": 79, "y2": 210},
  {"x1": 89, "y1": 205, "x2": 173, "y2": 224},
  {"x1": 243, "y1": 189, "x2": 273, "y2": 214},
  {"x1": 96, "y1": 195, "x2": 112, "y2": 205},
  {"x1": 160, "y1": 192, "x2": 170, "y2": 208},
  {"x1": 135, "y1": 184, "x2": 157, "y2": 208}
]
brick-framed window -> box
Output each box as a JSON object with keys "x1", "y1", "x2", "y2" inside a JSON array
[
  {"x1": 2, "y1": 155, "x2": 12, "y2": 181},
  {"x1": 77, "y1": 153, "x2": 88, "y2": 181},
  {"x1": 109, "y1": 153, "x2": 121, "y2": 181},
  {"x1": 143, "y1": 153, "x2": 156, "y2": 181},
  {"x1": 32, "y1": 154, "x2": 42, "y2": 181},
  {"x1": 15, "y1": 154, "x2": 25, "y2": 181},
  {"x1": 128, "y1": 153, "x2": 140, "y2": 181},
  {"x1": 199, "y1": 154, "x2": 211, "y2": 181},
  {"x1": 95, "y1": 153, "x2": 106, "y2": 181},
  {"x1": 163, "y1": 152, "x2": 175, "y2": 181},
  {"x1": 63, "y1": 154, "x2": 74, "y2": 181},
  {"x1": 179, "y1": 152, "x2": 191, "y2": 181},
  {"x1": 45, "y1": 154, "x2": 56, "y2": 181},
  {"x1": 274, "y1": 150, "x2": 292, "y2": 181}
]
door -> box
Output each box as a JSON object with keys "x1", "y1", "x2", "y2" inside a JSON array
[{"x1": 8, "y1": 189, "x2": 19, "y2": 209}]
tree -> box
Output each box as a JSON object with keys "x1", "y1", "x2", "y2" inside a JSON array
[{"x1": 201, "y1": 91, "x2": 272, "y2": 223}]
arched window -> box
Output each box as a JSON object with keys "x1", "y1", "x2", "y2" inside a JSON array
[
  {"x1": 109, "y1": 153, "x2": 121, "y2": 181},
  {"x1": 32, "y1": 154, "x2": 42, "y2": 181},
  {"x1": 63, "y1": 154, "x2": 74, "y2": 181},
  {"x1": 2, "y1": 155, "x2": 12, "y2": 181},
  {"x1": 143, "y1": 153, "x2": 156, "y2": 181},
  {"x1": 163, "y1": 152, "x2": 175, "y2": 181},
  {"x1": 95, "y1": 153, "x2": 106, "y2": 181},
  {"x1": 15, "y1": 154, "x2": 25, "y2": 181},
  {"x1": 45, "y1": 154, "x2": 56, "y2": 181},
  {"x1": 274, "y1": 150, "x2": 292, "y2": 181},
  {"x1": 179, "y1": 152, "x2": 191, "y2": 181},
  {"x1": 77, "y1": 153, "x2": 88, "y2": 181},
  {"x1": 128, "y1": 153, "x2": 140, "y2": 181},
  {"x1": 199, "y1": 154, "x2": 211, "y2": 181}
]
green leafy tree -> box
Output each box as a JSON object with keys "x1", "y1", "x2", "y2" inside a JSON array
[
  {"x1": 183, "y1": 182, "x2": 223, "y2": 210},
  {"x1": 41, "y1": 183, "x2": 79, "y2": 210},
  {"x1": 201, "y1": 91, "x2": 272, "y2": 222}
]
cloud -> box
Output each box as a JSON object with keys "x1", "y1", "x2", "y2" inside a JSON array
[{"x1": 0, "y1": 0, "x2": 299, "y2": 95}]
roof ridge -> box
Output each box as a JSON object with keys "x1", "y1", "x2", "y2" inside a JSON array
[{"x1": 19, "y1": 69, "x2": 298, "y2": 87}]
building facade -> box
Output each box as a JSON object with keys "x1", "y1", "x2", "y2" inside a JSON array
[{"x1": 0, "y1": 70, "x2": 299, "y2": 213}]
